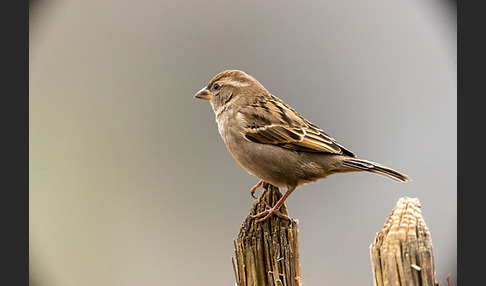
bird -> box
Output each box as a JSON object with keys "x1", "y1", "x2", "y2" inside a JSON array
[{"x1": 194, "y1": 70, "x2": 411, "y2": 222}]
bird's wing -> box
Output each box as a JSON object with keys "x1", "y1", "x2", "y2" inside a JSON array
[{"x1": 239, "y1": 95, "x2": 356, "y2": 156}]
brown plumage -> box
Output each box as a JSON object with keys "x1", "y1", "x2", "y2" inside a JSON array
[{"x1": 195, "y1": 70, "x2": 411, "y2": 222}]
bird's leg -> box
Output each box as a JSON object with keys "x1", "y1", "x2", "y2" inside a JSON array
[
  {"x1": 251, "y1": 187, "x2": 296, "y2": 222},
  {"x1": 250, "y1": 180, "x2": 263, "y2": 198},
  {"x1": 250, "y1": 180, "x2": 268, "y2": 199}
]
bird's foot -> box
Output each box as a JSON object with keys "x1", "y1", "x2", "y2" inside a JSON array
[
  {"x1": 250, "y1": 200, "x2": 290, "y2": 222},
  {"x1": 250, "y1": 180, "x2": 268, "y2": 199}
]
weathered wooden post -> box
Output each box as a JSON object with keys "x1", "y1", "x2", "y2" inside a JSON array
[
  {"x1": 233, "y1": 184, "x2": 301, "y2": 286},
  {"x1": 370, "y1": 197, "x2": 439, "y2": 286}
]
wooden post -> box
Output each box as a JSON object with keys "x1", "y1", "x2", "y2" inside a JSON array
[
  {"x1": 233, "y1": 184, "x2": 301, "y2": 286},
  {"x1": 370, "y1": 197, "x2": 438, "y2": 286}
]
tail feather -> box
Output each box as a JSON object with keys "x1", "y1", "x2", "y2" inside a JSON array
[{"x1": 342, "y1": 158, "x2": 411, "y2": 183}]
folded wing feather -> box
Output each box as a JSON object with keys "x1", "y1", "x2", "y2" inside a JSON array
[{"x1": 240, "y1": 96, "x2": 356, "y2": 156}]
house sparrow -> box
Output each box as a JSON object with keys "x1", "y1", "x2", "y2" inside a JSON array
[{"x1": 195, "y1": 70, "x2": 411, "y2": 222}]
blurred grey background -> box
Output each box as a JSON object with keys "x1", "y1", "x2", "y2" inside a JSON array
[{"x1": 30, "y1": 0, "x2": 456, "y2": 285}]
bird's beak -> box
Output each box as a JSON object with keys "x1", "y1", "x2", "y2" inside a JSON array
[{"x1": 194, "y1": 87, "x2": 212, "y2": 100}]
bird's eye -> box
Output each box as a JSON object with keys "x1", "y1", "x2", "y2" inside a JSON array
[{"x1": 213, "y1": 83, "x2": 220, "y2": 90}]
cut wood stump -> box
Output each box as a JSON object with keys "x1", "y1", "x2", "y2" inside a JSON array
[
  {"x1": 370, "y1": 197, "x2": 438, "y2": 286},
  {"x1": 233, "y1": 184, "x2": 301, "y2": 286}
]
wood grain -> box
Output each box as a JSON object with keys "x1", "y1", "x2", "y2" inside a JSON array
[{"x1": 233, "y1": 184, "x2": 301, "y2": 286}]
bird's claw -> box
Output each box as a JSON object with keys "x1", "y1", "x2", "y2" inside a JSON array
[
  {"x1": 250, "y1": 200, "x2": 290, "y2": 222},
  {"x1": 250, "y1": 180, "x2": 268, "y2": 199}
]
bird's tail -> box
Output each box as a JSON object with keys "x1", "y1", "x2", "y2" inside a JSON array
[{"x1": 342, "y1": 158, "x2": 411, "y2": 183}]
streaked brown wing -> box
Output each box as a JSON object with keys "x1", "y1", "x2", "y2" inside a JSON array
[{"x1": 240, "y1": 96, "x2": 356, "y2": 156}]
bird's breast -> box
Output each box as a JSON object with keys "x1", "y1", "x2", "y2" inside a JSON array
[{"x1": 216, "y1": 118, "x2": 303, "y2": 189}]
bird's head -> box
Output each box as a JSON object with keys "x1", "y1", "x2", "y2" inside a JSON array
[{"x1": 194, "y1": 70, "x2": 267, "y2": 114}]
